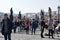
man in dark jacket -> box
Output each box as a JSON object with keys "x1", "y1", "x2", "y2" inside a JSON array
[
  {"x1": 41, "y1": 19, "x2": 45, "y2": 38},
  {"x1": 1, "y1": 14, "x2": 13, "y2": 40}
]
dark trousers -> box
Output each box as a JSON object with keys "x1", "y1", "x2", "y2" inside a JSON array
[
  {"x1": 41, "y1": 28, "x2": 44, "y2": 37},
  {"x1": 4, "y1": 33, "x2": 11, "y2": 40},
  {"x1": 26, "y1": 28, "x2": 29, "y2": 34},
  {"x1": 13, "y1": 25, "x2": 17, "y2": 33},
  {"x1": 14, "y1": 27, "x2": 17, "y2": 33},
  {"x1": 49, "y1": 29, "x2": 54, "y2": 38},
  {"x1": 31, "y1": 27, "x2": 36, "y2": 35}
]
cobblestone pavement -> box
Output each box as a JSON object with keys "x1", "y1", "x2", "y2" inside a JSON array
[{"x1": 0, "y1": 29, "x2": 60, "y2": 40}]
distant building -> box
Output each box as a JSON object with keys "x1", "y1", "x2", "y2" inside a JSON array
[{"x1": 25, "y1": 13, "x2": 36, "y2": 19}]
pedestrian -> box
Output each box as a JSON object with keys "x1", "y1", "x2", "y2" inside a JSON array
[
  {"x1": 22, "y1": 20, "x2": 25, "y2": 30},
  {"x1": 1, "y1": 14, "x2": 13, "y2": 40},
  {"x1": 48, "y1": 19, "x2": 54, "y2": 39},
  {"x1": 30, "y1": 20, "x2": 32, "y2": 31},
  {"x1": 31, "y1": 19, "x2": 38, "y2": 35},
  {"x1": 13, "y1": 19, "x2": 17, "y2": 33},
  {"x1": 19, "y1": 19, "x2": 23, "y2": 32},
  {"x1": 17, "y1": 20, "x2": 20, "y2": 32},
  {"x1": 41, "y1": 19, "x2": 45, "y2": 38},
  {"x1": 25, "y1": 19, "x2": 30, "y2": 34}
]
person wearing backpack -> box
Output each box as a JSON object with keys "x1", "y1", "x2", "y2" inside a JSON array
[{"x1": 31, "y1": 19, "x2": 38, "y2": 35}]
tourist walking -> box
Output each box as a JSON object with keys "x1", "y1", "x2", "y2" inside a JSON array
[
  {"x1": 1, "y1": 14, "x2": 13, "y2": 40},
  {"x1": 41, "y1": 19, "x2": 45, "y2": 38},
  {"x1": 13, "y1": 19, "x2": 17, "y2": 33},
  {"x1": 31, "y1": 19, "x2": 38, "y2": 35},
  {"x1": 25, "y1": 19, "x2": 30, "y2": 34}
]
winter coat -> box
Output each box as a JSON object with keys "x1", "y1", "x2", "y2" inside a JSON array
[
  {"x1": 32, "y1": 20, "x2": 38, "y2": 28},
  {"x1": 1, "y1": 18, "x2": 13, "y2": 35},
  {"x1": 25, "y1": 22, "x2": 30, "y2": 28}
]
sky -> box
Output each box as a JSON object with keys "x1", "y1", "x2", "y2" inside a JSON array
[{"x1": 0, "y1": 0, "x2": 60, "y2": 14}]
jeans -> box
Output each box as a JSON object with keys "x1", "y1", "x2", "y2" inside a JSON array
[
  {"x1": 31, "y1": 27, "x2": 36, "y2": 35},
  {"x1": 18, "y1": 26, "x2": 20, "y2": 32},
  {"x1": 30, "y1": 25, "x2": 32, "y2": 31},
  {"x1": 4, "y1": 33, "x2": 11, "y2": 40},
  {"x1": 18, "y1": 25, "x2": 23, "y2": 32},
  {"x1": 20, "y1": 25, "x2": 23, "y2": 31}
]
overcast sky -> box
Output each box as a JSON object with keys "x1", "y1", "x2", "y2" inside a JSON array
[{"x1": 0, "y1": 0, "x2": 60, "y2": 14}]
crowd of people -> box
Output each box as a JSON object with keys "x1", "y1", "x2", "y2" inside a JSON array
[
  {"x1": 1, "y1": 13, "x2": 60, "y2": 40},
  {"x1": 12, "y1": 17, "x2": 39, "y2": 35}
]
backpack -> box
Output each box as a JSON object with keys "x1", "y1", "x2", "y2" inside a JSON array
[{"x1": 32, "y1": 20, "x2": 38, "y2": 28}]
